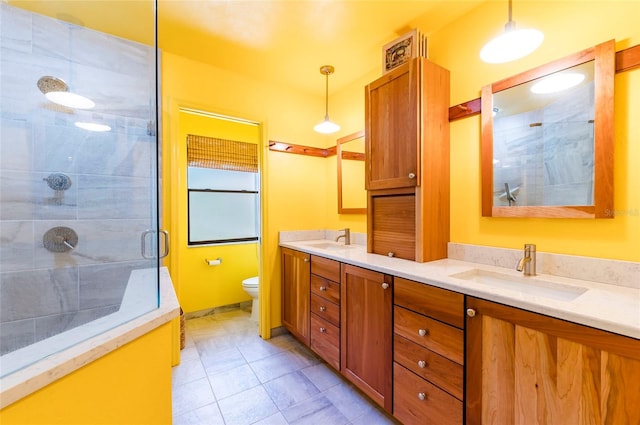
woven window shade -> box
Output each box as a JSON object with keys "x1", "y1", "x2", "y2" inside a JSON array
[{"x1": 187, "y1": 134, "x2": 258, "y2": 173}]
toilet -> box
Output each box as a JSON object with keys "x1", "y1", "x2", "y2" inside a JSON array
[{"x1": 241, "y1": 276, "x2": 259, "y2": 321}]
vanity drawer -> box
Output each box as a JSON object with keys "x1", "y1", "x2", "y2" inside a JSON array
[
  {"x1": 310, "y1": 314, "x2": 340, "y2": 370},
  {"x1": 394, "y1": 277, "x2": 464, "y2": 328},
  {"x1": 310, "y1": 293, "x2": 339, "y2": 326},
  {"x1": 311, "y1": 255, "x2": 340, "y2": 282},
  {"x1": 310, "y1": 275, "x2": 340, "y2": 304},
  {"x1": 394, "y1": 306, "x2": 464, "y2": 365},
  {"x1": 394, "y1": 334, "x2": 463, "y2": 400},
  {"x1": 393, "y1": 363, "x2": 462, "y2": 425}
]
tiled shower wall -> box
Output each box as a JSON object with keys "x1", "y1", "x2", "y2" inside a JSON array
[
  {"x1": 493, "y1": 79, "x2": 595, "y2": 207},
  {"x1": 0, "y1": 5, "x2": 157, "y2": 355}
]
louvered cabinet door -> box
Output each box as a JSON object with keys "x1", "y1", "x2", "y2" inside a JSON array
[{"x1": 466, "y1": 297, "x2": 640, "y2": 425}]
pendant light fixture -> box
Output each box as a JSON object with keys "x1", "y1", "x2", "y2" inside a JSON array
[
  {"x1": 313, "y1": 65, "x2": 340, "y2": 134},
  {"x1": 480, "y1": 0, "x2": 543, "y2": 64}
]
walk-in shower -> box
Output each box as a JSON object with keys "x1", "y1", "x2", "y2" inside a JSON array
[{"x1": 0, "y1": 2, "x2": 160, "y2": 377}]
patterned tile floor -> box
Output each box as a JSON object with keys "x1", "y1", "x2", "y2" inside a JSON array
[{"x1": 172, "y1": 307, "x2": 399, "y2": 425}]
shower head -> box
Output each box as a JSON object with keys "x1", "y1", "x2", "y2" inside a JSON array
[
  {"x1": 37, "y1": 76, "x2": 69, "y2": 94},
  {"x1": 36, "y1": 75, "x2": 95, "y2": 109}
]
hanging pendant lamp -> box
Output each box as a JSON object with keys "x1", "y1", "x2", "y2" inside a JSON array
[
  {"x1": 313, "y1": 65, "x2": 340, "y2": 134},
  {"x1": 480, "y1": 0, "x2": 543, "y2": 64}
]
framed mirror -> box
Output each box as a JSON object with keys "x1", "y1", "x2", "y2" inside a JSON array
[
  {"x1": 337, "y1": 130, "x2": 366, "y2": 214},
  {"x1": 481, "y1": 40, "x2": 615, "y2": 218}
]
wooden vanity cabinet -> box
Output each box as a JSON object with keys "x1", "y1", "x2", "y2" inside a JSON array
[
  {"x1": 393, "y1": 277, "x2": 464, "y2": 425},
  {"x1": 281, "y1": 247, "x2": 310, "y2": 344},
  {"x1": 466, "y1": 297, "x2": 640, "y2": 424},
  {"x1": 341, "y1": 264, "x2": 393, "y2": 413},
  {"x1": 365, "y1": 57, "x2": 450, "y2": 263},
  {"x1": 309, "y1": 255, "x2": 341, "y2": 370}
]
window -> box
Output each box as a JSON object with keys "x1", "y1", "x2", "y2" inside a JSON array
[{"x1": 187, "y1": 135, "x2": 259, "y2": 245}]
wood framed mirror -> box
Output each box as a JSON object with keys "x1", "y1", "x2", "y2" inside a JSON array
[
  {"x1": 337, "y1": 130, "x2": 366, "y2": 214},
  {"x1": 481, "y1": 40, "x2": 615, "y2": 218}
]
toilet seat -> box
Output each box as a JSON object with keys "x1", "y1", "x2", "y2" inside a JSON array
[{"x1": 242, "y1": 276, "x2": 259, "y2": 288}]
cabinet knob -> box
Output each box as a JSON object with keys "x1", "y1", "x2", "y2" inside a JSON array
[
  {"x1": 319, "y1": 306, "x2": 326, "y2": 312},
  {"x1": 418, "y1": 360, "x2": 427, "y2": 368},
  {"x1": 381, "y1": 282, "x2": 389, "y2": 289},
  {"x1": 320, "y1": 327, "x2": 326, "y2": 333},
  {"x1": 319, "y1": 286, "x2": 327, "y2": 291},
  {"x1": 408, "y1": 172, "x2": 416, "y2": 179},
  {"x1": 466, "y1": 308, "x2": 476, "y2": 317},
  {"x1": 303, "y1": 258, "x2": 309, "y2": 262},
  {"x1": 387, "y1": 252, "x2": 395, "y2": 257},
  {"x1": 418, "y1": 328, "x2": 428, "y2": 337},
  {"x1": 417, "y1": 392, "x2": 427, "y2": 401}
]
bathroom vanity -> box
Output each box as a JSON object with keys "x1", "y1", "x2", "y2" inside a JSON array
[{"x1": 279, "y1": 237, "x2": 640, "y2": 424}]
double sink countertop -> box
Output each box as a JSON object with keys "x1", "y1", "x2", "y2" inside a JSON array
[{"x1": 280, "y1": 239, "x2": 640, "y2": 340}]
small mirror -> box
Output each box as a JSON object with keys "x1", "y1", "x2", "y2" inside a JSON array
[
  {"x1": 337, "y1": 130, "x2": 366, "y2": 214},
  {"x1": 481, "y1": 40, "x2": 615, "y2": 218}
]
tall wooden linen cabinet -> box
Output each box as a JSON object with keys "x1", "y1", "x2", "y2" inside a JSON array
[{"x1": 365, "y1": 57, "x2": 450, "y2": 262}]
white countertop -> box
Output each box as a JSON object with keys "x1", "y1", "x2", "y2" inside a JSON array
[{"x1": 280, "y1": 240, "x2": 640, "y2": 340}]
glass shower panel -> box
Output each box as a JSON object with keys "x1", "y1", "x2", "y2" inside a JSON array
[{"x1": 0, "y1": 2, "x2": 159, "y2": 376}]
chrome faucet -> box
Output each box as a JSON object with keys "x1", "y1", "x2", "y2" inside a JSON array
[
  {"x1": 516, "y1": 243, "x2": 536, "y2": 276},
  {"x1": 335, "y1": 228, "x2": 351, "y2": 245}
]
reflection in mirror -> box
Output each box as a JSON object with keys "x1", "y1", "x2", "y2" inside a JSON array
[
  {"x1": 481, "y1": 40, "x2": 615, "y2": 218},
  {"x1": 337, "y1": 130, "x2": 366, "y2": 214}
]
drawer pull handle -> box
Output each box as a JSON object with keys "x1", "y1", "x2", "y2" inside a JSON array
[
  {"x1": 467, "y1": 308, "x2": 476, "y2": 317},
  {"x1": 319, "y1": 306, "x2": 326, "y2": 312},
  {"x1": 387, "y1": 252, "x2": 395, "y2": 257},
  {"x1": 408, "y1": 172, "x2": 416, "y2": 179},
  {"x1": 418, "y1": 360, "x2": 427, "y2": 368},
  {"x1": 381, "y1": 282, "x2": 389, "y2": 289},
  {"x1": 418, "y1": 392, "x2": 427, "y2": 401},
  {"x1": 320, "y1": 327, "x2": 326, "y2": 333},
  {"x1": 320, "y1": 286, "x2": 327, "y2": 291},
  {"x1": 304, "y1": 258, "x2": 309, "y2": 262},
  {"x1": 418, "y1": 328, "x2": 428, "y2": 337}
]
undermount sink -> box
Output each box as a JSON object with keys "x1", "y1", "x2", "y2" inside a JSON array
[
  {"x1": 306, "y1": 242, "x2": 357, "y2": 251},
  {"x1": 449, "y1": 269, "x2": 587, "y2": 302}
]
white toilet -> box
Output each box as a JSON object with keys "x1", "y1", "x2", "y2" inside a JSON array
[{"x1": 241, "y1": 276, "x2": 259, "y2": 321}]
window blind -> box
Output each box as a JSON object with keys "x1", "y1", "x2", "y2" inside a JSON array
[{"x1": 187, "y1": 134, "x2": 258, "y2": 173}]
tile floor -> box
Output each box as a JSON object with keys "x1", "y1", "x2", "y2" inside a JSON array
[{"x1": 172, "y1": 306, "x2": 399, "y2": 425}]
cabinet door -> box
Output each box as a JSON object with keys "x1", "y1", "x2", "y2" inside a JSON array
[
  {"x1": 369, "y1": 192, "x2": 416, "y2": 260},
  {"x1": 341, "y1": 264, "x2": 393, "y2": 412},
  {"x1": 281, "y1": 247, "x2": 310, "y2": 345},
  {"x1": 365, "y1": 59, "x2": 419, "y2": 190},
  {"x1": 466, "y1": 297, "x2": 640, "y2": 425}
]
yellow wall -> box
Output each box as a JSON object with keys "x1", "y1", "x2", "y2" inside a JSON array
[
  {"x1": 0, "y1": 323, "x2": 173, "y2": 424},
  {"x1": 167, "y1": 110, "x2": 260, "y2": 313},
  {"x1": 415, "y1": 1, "x2": 640, "y2": 262},
  {"x1": 161, "y1": 52, "x2": 342, "y2": 334}
]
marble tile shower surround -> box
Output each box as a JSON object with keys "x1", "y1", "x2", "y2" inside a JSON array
[
  {"x1": 0, "y1": 4, "x2": 158, "y2": 355},
  {"x1": 493, "y1": 81, "x2": 594, "y2": 207}
]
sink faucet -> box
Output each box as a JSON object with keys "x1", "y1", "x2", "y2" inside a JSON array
[
  {"x1": 335, "y1": 228, "x2": 351, "y2": 245},
  {"x1": 516, "y1": 243, "x2": 536, "y2": 276}
]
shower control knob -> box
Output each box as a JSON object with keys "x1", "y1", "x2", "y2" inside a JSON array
[{"x1": 408, "y1": 172, "x2": 416, "y2": 179}]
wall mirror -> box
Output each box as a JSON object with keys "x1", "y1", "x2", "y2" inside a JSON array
[
  {"x1": 337, "y1": 130, "x2": 367, "y2": 214},
  {"x1": 481, "y1": 40, "x2": 615, "y2": 218}
]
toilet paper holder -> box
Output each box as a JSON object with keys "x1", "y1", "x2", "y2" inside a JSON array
[{"x1": 205, "y1": 257, "x2": 222, "y2": 266}]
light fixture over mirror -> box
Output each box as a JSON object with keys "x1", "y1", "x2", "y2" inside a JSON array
[
  {"x1": 480, "y1": 0, "x2": 543, "y2": 64},
  {"x1": 314, "y1": 65, "x2": 340, "y2": 134}
]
